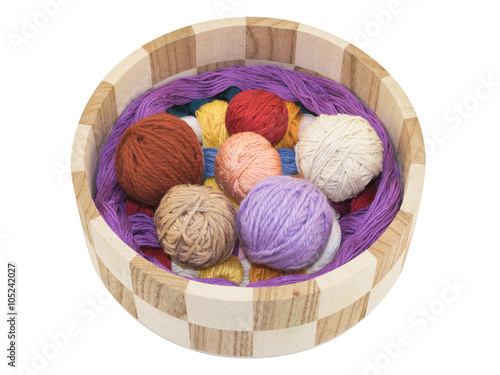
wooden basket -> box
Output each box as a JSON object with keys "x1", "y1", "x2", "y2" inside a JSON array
[{"x1": 72, "y1": 17, "x2": 425, "y2": 357}]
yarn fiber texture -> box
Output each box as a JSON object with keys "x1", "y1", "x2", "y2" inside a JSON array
[
  {"x1": 180, "y1": 116, "x2": 202, "y2": 144},
  {"x1": 225, "y1": 90, "x2": 288, "y2": 143},
  {"x1": 202, "y1": 177, "x2": 239, "y2": 210},
  {"x1": 214, "y1": 132, "x2": 282, "y2": 203},
  {"x1": 204, "y1": 146, "x2": 298, "y2": 179},
  {"x1": 249, "y1": 263, "x2": 305, "y2": 283},
  {"x1": 238, "y1": 176, "x2": 334, "y2": 270},
  {"x1": 95, "y1": 64, "x2": 402, "y2": 287},
  {"x1": 115, "y1": 112, "x2": 203, "y2": 207},
  {"x1": 305, "y1": 209, "x2": 342, "y2": 274},
  {"x1": 273, "y1": 101, "x2": 301, "y2": 149},
  {"x1": 198, "y1": 255, "x2": 244, "y2": 285},
  {"x1": 296, "y1": 114, "x2": 384, "y2": 202},
  {"x1": 195, "y1": 100, "x2": 229, "y2": 148},
  {"x1": 154, "y1": 184, "x2": 237, "y2": 268}
]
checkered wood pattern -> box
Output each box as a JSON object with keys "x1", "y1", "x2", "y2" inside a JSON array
[{"x1": 72, "y1": 17, "x2": 425, "y2": 357}]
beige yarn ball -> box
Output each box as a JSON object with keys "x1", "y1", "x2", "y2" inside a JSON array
[
  {"x1": 154, "y1": 184, "x2": 238, "y2": 268},
  {"x1": 296, "y1": 114, "x2": 383, "y2": 202}
]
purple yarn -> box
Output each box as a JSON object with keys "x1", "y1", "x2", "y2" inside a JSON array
[
  {"x1": 129, "y1": 214, "x2": 159, "y2": 248},
  {"x1": 238, "y1": 176, "x2": 333, "y2": 270},
  {"x1": 94, "y1": 64, "x2": 402, "y2": 287}
]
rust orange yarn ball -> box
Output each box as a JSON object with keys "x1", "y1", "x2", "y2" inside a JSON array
[
  {"x1": 225, "y1": 89, "x2": 288, "y2": 143},
  {"x1": 214, "y1": 132, "x2": 282, "y2": 203},
  {"x1": 115, "y1": 112, "x2": 203, "y2": 207}
]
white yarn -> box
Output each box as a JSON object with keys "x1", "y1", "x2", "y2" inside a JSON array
[
  {"x1": 171, "y1": 260, "x2": 200, "y2": 279},
  {"x1": 239, "y1": 258, "x2": 252, "y2": 287},
  {"x1": 305, "y1": 209, "x2": 341, "y2": 274},
  {"x1": 180, "y1": 116, "x2": 202, "y2": 144},
  {"x1": 297, "y1": 113, "x2": 317, "y2": 140},
  {"x1": 296, "y1": 114, "x2": 383, "y2": 202}
]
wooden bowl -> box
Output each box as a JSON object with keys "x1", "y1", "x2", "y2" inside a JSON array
[{"x1": 72, "y1": 17, "x2": 425, "y2": 357}]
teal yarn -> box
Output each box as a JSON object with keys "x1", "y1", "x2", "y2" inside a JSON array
[{"x1": 167, "y1": 97, "x2": 214, "y2": 117}]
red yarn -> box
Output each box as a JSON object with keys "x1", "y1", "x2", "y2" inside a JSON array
[
  {"x1": 350, "y1": 183, "x2": 377, "y2": 213},
  {"x1": 125, "y1": 198, "x2": 154, "y2": 217},
  {"x1": 225, "y1": 90, "x2": 288, "y2": 143},
  {"x1": 141, "y1": 246, "x2": 172, "y2": 270},
  {"x1": 115, "y1": 113, "x2": 204, "y2": 207}
]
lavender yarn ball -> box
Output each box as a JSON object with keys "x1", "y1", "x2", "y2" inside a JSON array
[{"x1": 237, "y1": 176, "x2": 333, "y2": 270}]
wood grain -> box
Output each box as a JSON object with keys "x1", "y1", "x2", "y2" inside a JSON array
[
  {"x1": 295, "y1": 24, "x2": 348, "y2": 82},
  {"x1": 189, "y1": 324, "x2": 253, "y2": 356},
  {"x1": 341, "y1": 44, "x2": 389, "y2": 111},
  {"x1": 253, "y1": 279, "x2": 320, "y2": 330},
  {"x1": 130, "y1": 255, "x2": 189, "y2": 320},
  {"x1": 368, "y1": 211, "x2": 413, "y2": 286},
  {"x1": 79, "y1": 81, "x2": 118, "y2": 158},
  {"x1": 315, "y1": 292, "x2": 370, "y2": 345},
  {"x1": 72, "y1": 171, "x2": 100, "y2": 247},
  {"x1": 143, "y1": 26, "x2": 197, "y2": 86},
  {"x1": 246, "y1": 17, "x2": 298, "y2": 64},
  {"x1": 97, "y1": 257, "x2": 138, "y2": 318}
]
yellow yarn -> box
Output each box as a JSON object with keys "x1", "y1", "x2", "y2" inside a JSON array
[
  {"x1": 203, "y1": 177, "x2": 239, "y2": 210},
  {"x1": 249, "y1": 263, "x2": 305, "y2": 283},
  {"x1": 198, "y1": 255, "x2": 244, "y2": 285},
  {"x1": 273, "y1": 101, "x2": 302, "y2": 149},
  {"x1": 195, "y1": 100, "x2": 230, "y2": 148}
]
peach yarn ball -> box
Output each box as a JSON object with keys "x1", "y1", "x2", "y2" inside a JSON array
[{"x1": 214, "y1": 132, "x2": 283, "y2": 203}]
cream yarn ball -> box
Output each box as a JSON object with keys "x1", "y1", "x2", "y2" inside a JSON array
[
  {"x1": 305, "y1": 208, "x2": 341, "y2": 274},
  {"x1": 180, "y1": 116, "x2": 202, "y2": 144},
  {"x1": 296, "y1": 114, "x2": 383, "y2": 202}
]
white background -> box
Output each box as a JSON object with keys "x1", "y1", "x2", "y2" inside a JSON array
[{"x1": 1, "y1": 0, "x2": 499, "y2": 374}]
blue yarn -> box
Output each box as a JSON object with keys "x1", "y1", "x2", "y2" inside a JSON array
[
  {"x1": 202, "y1": 148, "x2": 218, "y2": 180},
  {"x1": 277, "y1": 148, "x2": 299, "y2": 175},
  {"x1": 202, "y1": 147, "x2": 299, "y2": 179}
]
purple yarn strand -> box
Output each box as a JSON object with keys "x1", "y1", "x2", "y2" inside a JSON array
[{"x1": 94, "y1": 65, "x2": 402, "y2": 287}]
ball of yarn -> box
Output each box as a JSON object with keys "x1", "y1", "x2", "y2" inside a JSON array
[
  {"x1": 195, "y1": 100, "x2": 229, "y2": 148},
  {"x1": 297, "y1": 113, "x2": 317, "y2": 140},
  {"x1": 202, "y1": 177, "x2": 239, "y2": 210},
  {"x1": 198, "y1": 255, "x2": 244, "y2": 285},
  {"x1": 305, "y1": 209, "x2": 342, "y2": 274},
  {"x1": 249, "y1": 263, "x2": 305, "y2": 283},
  {"x1": 273, "y1": 101, "x2": 302, "y2": 149},
  {"x1": 225, "y1": 90, "x2": 288, "y2": 143},
  {"x1": 238, "y1": 175, "x2": 334, "y2": 270},
  {"x1": 115, "y1": 113, "x2": 204, "y2": 207},
  {"x1": 214, "y1": 132, "x2": 282, "y2": 203},
  {"x1": 180, "y1": 116, "x2": 202, "y2": 144},
  {"x1": 296, "y1": 114, "x2": 383, "y2": 202},
  {"x1": 154, "y1": 184, "x2": 237, "y2": 268}
]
